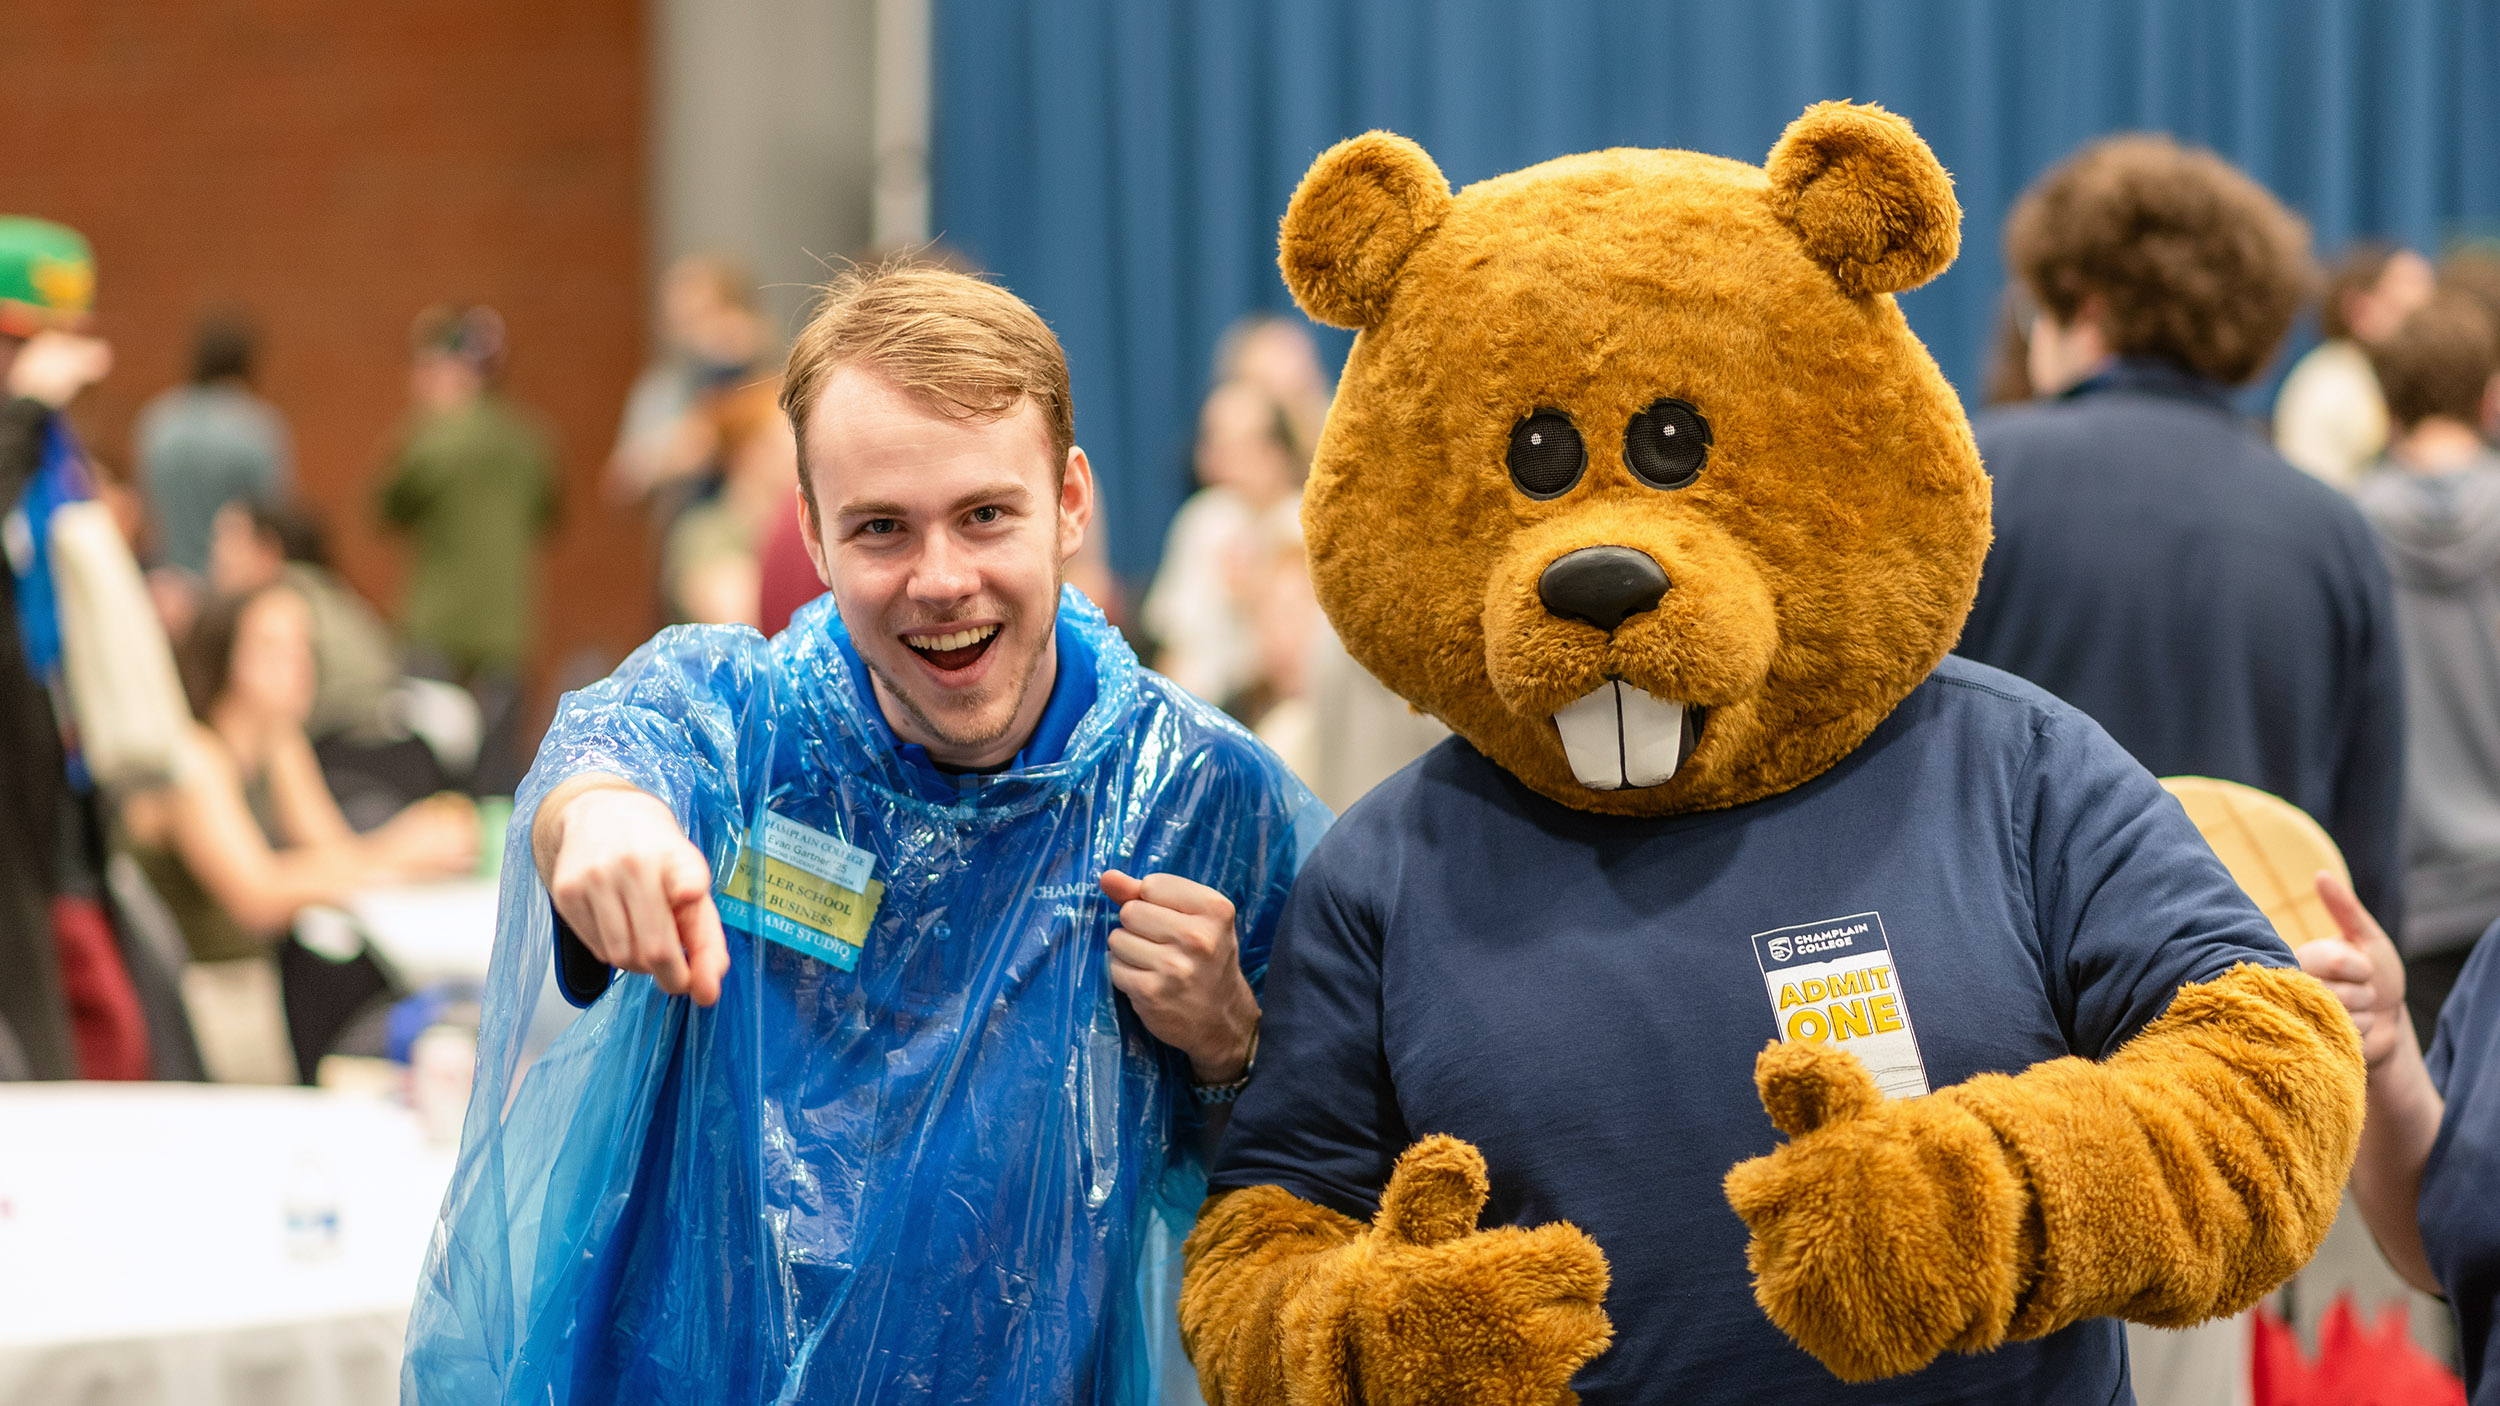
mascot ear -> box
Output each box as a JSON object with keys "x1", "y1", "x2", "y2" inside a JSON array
[
  {"x1": 1280, "y1": 132, "x2": 1454, "y2": 330},
  {"x1": 1765, "y1": 101, "x2": 1960, "y2": 297}
]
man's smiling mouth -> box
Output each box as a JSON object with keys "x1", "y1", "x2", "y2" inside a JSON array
[{"x1": 904, "y1": 624, "x2": 1001, "y2": 673}]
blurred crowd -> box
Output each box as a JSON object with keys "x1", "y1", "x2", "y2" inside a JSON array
[
  {"x1": 2292, "y1": 240, "x2": 2500, "y2": 1020},
  {"x1": 1972, "y1": 147, "x2": 2500, "y2": 1038},
  {"x1": 0, "y1": 225, "x2": 1402, "y2": 1097},
  {"x1": 1946, "y1": 136, "x2": 2500, "y2": 1392},
  {"x1": 6, "y1": 135, "x2": 2500, "y2": 1166},
  {"x1": 0, "y1": 220, "x2": 564, "y2": 1089}
]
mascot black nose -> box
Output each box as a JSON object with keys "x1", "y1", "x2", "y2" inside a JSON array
[{"x1": 1538, "y1": 546, "x2": 1668, "y2": 631}]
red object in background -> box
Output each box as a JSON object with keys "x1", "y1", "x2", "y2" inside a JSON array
[
  {"x1": 757, "y1": 500, "x2": 824, "y2": 638},
  {"x1": 50, "y1": 895, "x2": 149, "y2": 1080},
  {"x1": 2255, "y1": 1293, "x2": 2466, "y2": 1406}
]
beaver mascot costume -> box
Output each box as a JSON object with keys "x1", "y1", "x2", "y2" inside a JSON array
[{"x1": 1176, "y1": 103, "x2": 2365, "y2": 1404}]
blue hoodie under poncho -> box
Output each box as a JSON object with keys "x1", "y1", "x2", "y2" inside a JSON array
[{"x1": 404, "y1": 588, "x2": 1325, "y2": 1404}]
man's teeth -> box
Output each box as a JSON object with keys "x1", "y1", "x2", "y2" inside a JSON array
[
  {"x1": 1552, "y1": 683, "x2": 1696, "y2": 790},
  {"x1": 908, "y1": 625, "x2": 999, "y2": 653}
]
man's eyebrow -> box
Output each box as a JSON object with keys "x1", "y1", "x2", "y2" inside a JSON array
[
  {"x1": 834, "y1": 481, "x2": 1032, "y2": 520},
  {"x1": 949, "y1": 480, "x2": 1032, "y2": 513}
]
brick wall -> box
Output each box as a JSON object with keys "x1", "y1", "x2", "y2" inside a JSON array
[{"x1": 0, "y1": 0, "x2": 653, "y2": 718}]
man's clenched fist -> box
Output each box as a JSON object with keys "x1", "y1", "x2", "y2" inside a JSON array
[
  {"x1": 1099, "y1": 869, "x2": 1259, "y2": 1081},
  {"x1": 534, "y1": 774, "x2": 729, "y2": 1005}
]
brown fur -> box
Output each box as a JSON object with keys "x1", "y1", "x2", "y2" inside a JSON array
[
  {"x1": 1182, "y1": 1137, "x2": 1611, "y2": 1405},
  {"x1": 1762, "y1": 103, "x2": 1961, "y2": 298},
  {"x1": 1185, "y1": 101, "x2": 2364, "y2": 1396},
  {"x1": 1285, "y1": 103, "x2": 1989, "y2": 818},
  {"x1": 1723, "y1": 964, "x2": 2366, "y2": 1381}
]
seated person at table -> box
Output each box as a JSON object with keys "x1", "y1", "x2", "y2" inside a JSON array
[
  {"x1": 206, "y1": 500, "x2": 401, "y2": 745},
  {"x1": 206, "y1": 499, "x2": 464, "y2": 826},
  {"x1": 120, "y1": 582, "x2": 475, "y2": 1082}
]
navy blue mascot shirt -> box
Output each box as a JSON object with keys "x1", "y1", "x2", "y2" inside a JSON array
[{"x1": 1213, "y1": 656, "x2": 2293, "y2": 1404}]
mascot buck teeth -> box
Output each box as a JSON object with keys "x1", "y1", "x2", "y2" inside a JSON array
[{"x1": 1178, "y1": 103, "x2": 2365, "y2": 1404}]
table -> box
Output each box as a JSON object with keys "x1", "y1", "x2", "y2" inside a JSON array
[
  {"x1": 0, "y1": 1084, "x2": 455, "y2": 1406},
  {"x1": 342, "y1": 877, "x2": 502, "y2": 987}
]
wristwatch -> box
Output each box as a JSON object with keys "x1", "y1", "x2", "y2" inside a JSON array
[{"x1": 1189, "y1": 1018, "x2": 1261, "y2": 1105}]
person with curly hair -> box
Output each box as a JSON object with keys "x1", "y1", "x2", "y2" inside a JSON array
[{"x1": 1958, "y1": 134, "x2": 2406, "y2": 933}]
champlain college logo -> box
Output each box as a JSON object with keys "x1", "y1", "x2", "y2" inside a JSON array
[{"x1": 1766, "y1": 934, "x2": 1794, "y2": 962}]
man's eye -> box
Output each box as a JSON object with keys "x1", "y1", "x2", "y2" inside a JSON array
[
  {"x1": 968, "y1": 506, "x2": 1003, "y2": 525},
  {"x1": 859, "y1": 519, "x2": 901, "y2": 537}
]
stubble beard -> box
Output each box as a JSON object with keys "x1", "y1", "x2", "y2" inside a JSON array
[{"x1": 865, "y1": 568, "x2": 1064, "y2": 755}]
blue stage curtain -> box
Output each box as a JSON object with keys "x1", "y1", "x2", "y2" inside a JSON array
[{"x1": 934, "y1": 0, "x2": 2500, "y2": 582}]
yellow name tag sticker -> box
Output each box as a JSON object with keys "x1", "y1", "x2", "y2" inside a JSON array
[
  {"x1": 714, "y1": 813, "x2": 882, "y2": 972},
  {"x1": 1751, "y1": 911, "x2": 1931, "y2": 1099}
]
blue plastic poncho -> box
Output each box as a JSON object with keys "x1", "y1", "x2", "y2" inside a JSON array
[{"x1": 405, "y1": 589, "x2": 1325, "y2": 1403}]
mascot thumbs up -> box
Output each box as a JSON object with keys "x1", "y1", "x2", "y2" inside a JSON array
[{"x1": 1189, "y1": 1136, "x2": 1611, "y2": 1404}]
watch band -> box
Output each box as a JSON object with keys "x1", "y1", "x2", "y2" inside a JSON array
[{"x1": 1189, "y1": 1017, "x2": 1260, "y2": 1105}]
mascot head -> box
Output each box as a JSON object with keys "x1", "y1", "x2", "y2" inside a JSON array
[{"x1": 1286, "y1": 102, "x2": 1989, "y2": 816}]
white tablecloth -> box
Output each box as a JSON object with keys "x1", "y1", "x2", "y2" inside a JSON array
[
  {"x1": 0, "y1": 1084, "x2": 455, "y2": 1406},
  {"x1": 346, "y1": 878, "x2": 502, "y2": 986}
]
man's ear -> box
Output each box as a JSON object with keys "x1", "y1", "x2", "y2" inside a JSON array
[
  {"x1": 1057, "y1": 445, "x2": 1096, "y2": 565},
  {"x1": 1279, "y1": 132, "x2": 1453, "y2": 330},
  {"x1": 1764, "y1": 102, "x2": 1960, "y2": 298}
]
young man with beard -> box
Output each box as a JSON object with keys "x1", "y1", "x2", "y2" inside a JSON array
[{"x1": 407, "y1": 265, "x2": 1321, "y2": 1403}]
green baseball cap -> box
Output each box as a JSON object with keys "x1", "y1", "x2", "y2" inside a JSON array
[{"x1": 0, "y1": 217, "x2": 95, "y2": 337}]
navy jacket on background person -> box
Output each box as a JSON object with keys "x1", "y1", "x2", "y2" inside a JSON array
[{"x1": 1957, "y1": 358, "x2": 2407, "y2": 933}]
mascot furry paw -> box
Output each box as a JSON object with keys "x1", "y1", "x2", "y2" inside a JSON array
[
  {"x1": 1188, "y1": 1137, "x2": 1612, "y2": 1406},
  {"x1": 1179, "y1": 101, "x2": 2364, "y2": 1404}
]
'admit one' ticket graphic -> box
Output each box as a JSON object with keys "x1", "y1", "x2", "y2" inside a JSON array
[{"x1": 1751, "y1": 911, "x2": 1931, "y2": 1099}]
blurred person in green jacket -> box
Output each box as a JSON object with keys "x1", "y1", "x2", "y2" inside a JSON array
[{"x1": 377, "y1": 305, "x2": 560, "y2": 793}]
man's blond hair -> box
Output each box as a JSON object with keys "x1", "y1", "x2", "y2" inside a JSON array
[{"x1": 780, "y1": 261, "x2": 1075, "y2": 521}]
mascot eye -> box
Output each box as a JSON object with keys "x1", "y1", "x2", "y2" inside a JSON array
[
  {"x1": 1624, "y1": 397, "x2": 1712, "y2": 489},
  {"x1": 1507, "y1": 409, "x2": 1586, "y2": 499}
]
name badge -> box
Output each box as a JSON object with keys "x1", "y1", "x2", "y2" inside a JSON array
[
  {"x1": 1751, "y1": 911, "x2": 1931, "y2": 1099},
  {"x1": 714, "y1": 812, "x2": 883, "y2": 972}
]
